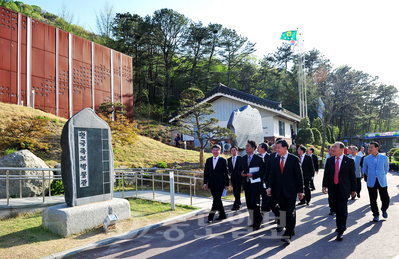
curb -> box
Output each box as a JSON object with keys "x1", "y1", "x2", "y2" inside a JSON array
[{"x1": 41, "y1": 208, "x2": 206, "y2": 259}]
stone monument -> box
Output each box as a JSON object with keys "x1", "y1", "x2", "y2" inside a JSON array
[
  {"x1": 227, "y1": 105, "x2": 264, "y2": 155},
  {"x1": 42, "y1": 108, "x2": 130, "y2": 236}
]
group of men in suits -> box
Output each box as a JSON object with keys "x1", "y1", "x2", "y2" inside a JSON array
[{"x1": 203, "y1": 139, "x2": 390, "y2": 245}]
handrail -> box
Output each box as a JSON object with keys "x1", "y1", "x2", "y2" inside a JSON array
[{"x1": 0, "y1": 167, "x2": 205, "y2": 208}]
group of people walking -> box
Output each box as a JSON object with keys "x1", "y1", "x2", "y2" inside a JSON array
[{"x1": 203, "y1": 139, "x2": 390, "y2": 245}]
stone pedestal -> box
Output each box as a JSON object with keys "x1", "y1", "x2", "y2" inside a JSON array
[{"x1": 42, "y1": 198, "x2": 130, "y2": 237}]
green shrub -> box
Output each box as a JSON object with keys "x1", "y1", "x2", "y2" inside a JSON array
[
  {"x1": 51, "y1": 179, "x2": 64, "y2": 195},
  {"x1": 4, "y1": 148, "x2": 17, "y2": 156},
  {"x1": 157, "y1": 161, "x2": 168, "y2": 168},
  {"x1": 312, "y1": 128, "x2": 322, "y2": 145},
  {"x1": 296, "y1": 128, "x2": 314, "y2": 145}
]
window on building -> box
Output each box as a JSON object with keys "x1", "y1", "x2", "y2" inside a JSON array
[{"x1": 279, "y1": 121, "x2": 285, "y2": 136}]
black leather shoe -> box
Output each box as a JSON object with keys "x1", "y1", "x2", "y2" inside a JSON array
[
  {"x1": 337, "y1": 233, "x2": 343, "y2": 241},
  {"x1": 215, "y1": 216, "x2": 226, "y2": 221},
  {"x1": 231, "y1": 208, "x2": 238, "y2": 211},
  {"x1": 275, "y1": 227, "x2": 284, "y2": 232},
  {"x1": 281, "y1": 238, "x2": 291, "y2": 244},
  {"x1": 297, "y1": 201, "x2": 306, "y2": 205},
  {"x1": 247, "y1": 224, "x2": 254, "y2": 228},
  {"x1": 253, "y1": 224, "x2": 262, "y2": 231},
  {"x1": 329, "y1": 211, "x2": 336, "y2": 215}
]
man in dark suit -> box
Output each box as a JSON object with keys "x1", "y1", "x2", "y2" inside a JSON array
[
  {"x1": 203, "y1": 144, "x2": 230, "y2": 223},
  {"x1": 238, "y1": 140, "x2": 266, "y2": 231},
  {"x1": 227, "y1": 145, "x2": 242, "y2": 211},
  {"x1": 308, "y1": 147, "x2": 319, "y2": 191},
  {"x1": 298, "y1": 145, "x2": 315, "y2": 205},
  {"x1": 257, "y1": 142, "x2": 270, "y2": 212},
  {"x1": 322, "y1": 142, "x2": 356, "y2": 241},
  {"x1": 267, "y1": 140, "x2": 304, "y2": 244},
  {"x1": 263, "y1": 144, "x2": 281, "y2": 231}
]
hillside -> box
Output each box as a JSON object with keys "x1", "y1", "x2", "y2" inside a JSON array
[{"x1": 0, "y1": 103, "x2": 210, "y2": 168}]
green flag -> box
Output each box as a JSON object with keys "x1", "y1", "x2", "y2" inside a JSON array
[{"x1": 280, "y1": 30, "x2": 297, "y2": 41}]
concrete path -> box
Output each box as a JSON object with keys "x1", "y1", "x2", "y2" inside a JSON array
[{"x1": 56, "y1": 169, "x2": 399, "y2": 259}]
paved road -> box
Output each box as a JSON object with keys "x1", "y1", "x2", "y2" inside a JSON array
[{"x1": 67, "y1": 170, "x2": 399, "y2": 259}]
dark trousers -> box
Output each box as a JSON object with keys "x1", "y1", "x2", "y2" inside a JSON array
[
  {"x1": 332, "y1": 184, "x2": 348, "y2": 234},
  {"x1": 303, "y1": 178, "x2": 311, "y2": 204},
  {"x1": 232, "y1": 179, "x2": 242, "y2": 209},
  {"x1": 244, "y1": 183, "x2": 262, "y2": 226},
  {"x1": 208, "y1": 186, "x2": 225, "y2": 221},
  {"x1": 367, "y1": 178, "x2": 390, "y2": 216},
  {"x1": 277, "y1": 194, "x2": 296, "y2": 237},
  {"x1": 268, "y1": 191, "x2": 280, "y2": 219},
  {"x1": 356, "y1": 178, "x2": 362, "y2": 196},
  {"x1": 261, "y1": 187, "x2": 269, "y2": 211}
]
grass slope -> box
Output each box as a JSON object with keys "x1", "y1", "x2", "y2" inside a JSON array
[{"x1": 0, "y1": 103, "x2": 211, "y2": 168}]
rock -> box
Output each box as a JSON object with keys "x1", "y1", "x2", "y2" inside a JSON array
[{"x1": 0, "y1": 150, "x2": 53, "y2": 198}]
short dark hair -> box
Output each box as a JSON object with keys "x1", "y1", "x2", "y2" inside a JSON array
[
  {"x1": 259, "y1": 142, "x2": 269, "y2": 151},
  {"x1": 298, "y1": 145, "x2": 306, "y2": 153},
  {"x1": 247, "y1": 140, "x2": 257, "y2": 149},
  {"x1": 309, "y1": 147, "x2": 315, "y2": 153},
  {"x1": 212, "y1": 144, "x2": 221, "y2": 150},
  {"x1": 370, "y1": 142, "x2": 379, "y2": 148},
  {"x1": 276, "y1": 139, "x2": 288, "y2": 149},
  {"x1": 231, "y1": 145, "x2": 238, "y2": 151},
  {"x1": 276, "y1": 138, "x2": 282, "y2": 141}
]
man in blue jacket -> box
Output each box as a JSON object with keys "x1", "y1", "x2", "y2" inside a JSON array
[{"x1": 362, "y1": 142, "x2": 390, "y2": 222}]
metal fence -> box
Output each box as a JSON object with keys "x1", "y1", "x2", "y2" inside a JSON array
[{"x1": 0, "y1": 167, "x2": 204, "y2": 209}]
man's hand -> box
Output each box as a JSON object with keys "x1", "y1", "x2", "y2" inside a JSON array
[
  {"x1": 224, "y1": 186, "x2": 229, "y2": 190},
  {"x1": 247, "y1": 173, "x2": 253, "y2": 178},
  {"x1": 322, "y1": 187, "x2": 327, "y2": 194},
  {"x1": 203, "y1": 184, "x2": 207, "y2": 190},
  {"x1": 267, "y1": 188, "x2": 272, "y2": 197},
  {"x1": 351, "y1": 191, "x2": 356, "y2": 198},
  {"x1": 298, "y1": 193, "x2": 304, "y2": 200},
  {"x1": 241, "y1": 172, "x2": 247, "y2": 177}
]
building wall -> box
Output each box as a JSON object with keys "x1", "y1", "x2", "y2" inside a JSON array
[
  {"x1": 0, "y1": 7, "x2": 133, "y2": 120},
  {"x1": 208, "y1": 97, "x2": 289, "y2": 138}
]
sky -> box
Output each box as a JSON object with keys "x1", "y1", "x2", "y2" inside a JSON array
[{"x1": 23, "y1": 0, "x2": 399, "y2": 91}]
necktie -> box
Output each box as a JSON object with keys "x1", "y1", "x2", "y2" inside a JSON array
[
  {"x1": 213, "y1": 157, "x2": 217, "y2": 169},
  {"x1": 247, "y1": 155, "x2": 251, "y2": 166},
  {"x1": 334, "y1": 157, "x2": 340, "y2": 184},
  {"x1": 280, "y1": 156, "x2": 284, "y2": 174},
  {"x1": 300, "y1": 155, "x2": 303, "y2": 165},
  {"x1": 232, "y1": 156, "x2": 235, "y2": 169}
]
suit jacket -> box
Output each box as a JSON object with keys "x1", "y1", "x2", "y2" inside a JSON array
[
  {"x1": 228, "y1": 155, "x2": 242, "y2": 185},
  {"x1": 263, "y1": 152, "x2": 279, "y2": 185},
  {"x1": 204, "y1": 156, "x2": 229, "y2": 190},
  {"x1": 322, "y1": 155, "x2": 356, "y2": 200},
  {"x1": 362, "y1": 153, "x2": 389, "y2": 188},
  {"x1": 269, "y1": 153, "x2": 304, "y2": 199},
  {"x1": 300, "y1": 154, "x2": 315, "y2": 180},
  {"x1": 259, "y1": 153, "x2": 270, "y2": 185},
  {"x1": 238, "y1": 153, "x2": 266, "y2": 191},
  {"x1": 311, "y1": 154, "x2": 319, "y2": 172}
]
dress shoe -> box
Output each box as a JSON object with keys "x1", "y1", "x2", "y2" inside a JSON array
[
  {"x1": 357, "y1": 194, "x2": 360, "y2": 198},
  {"x1": 382, "y1": 211, "x2": 388, "y2": 218},
  {"x1": 329, "y1": 211, "x2": 336, "y2": 215},
  {"x1": 275, "y1": 227, "x2": 284, "y2": 232},
  {"x1": 215, "y1": 216, "x2": 226, "y2": 221},
  {"x1": 281, "y1": 238, "x2": 291, "y2": 244},
  {"x1": 231, "y1": 207, "x2": 239, "y2": 211},
  {"x1": 253, "y1": 224, "x2": 262, "y2": 231},
  {"x1": 351, "y1": 196, "x2": 355, "y2": 200},
  {"x1": 306, "y1": 202, "x2": 310, "y2": 206},
  {"x1": 336, "y1": 233, "x2": 343, "y2": 241},
  {"x1": 373, "y1": 215, "x2": 379, "y2": 222},
  {"x1": 297, "y1": 201, "x2": 306, "y2": 206},
  {"x1": 247, "y1": 223, "x2": 254, "y2": 228},
  {"x1": 207, "y1": 220, "x2": 213, "y2": 224}
]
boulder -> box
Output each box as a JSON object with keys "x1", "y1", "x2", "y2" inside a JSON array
[{"x1": 0, "y1": 150, "x2": 53, "y2": 198}]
